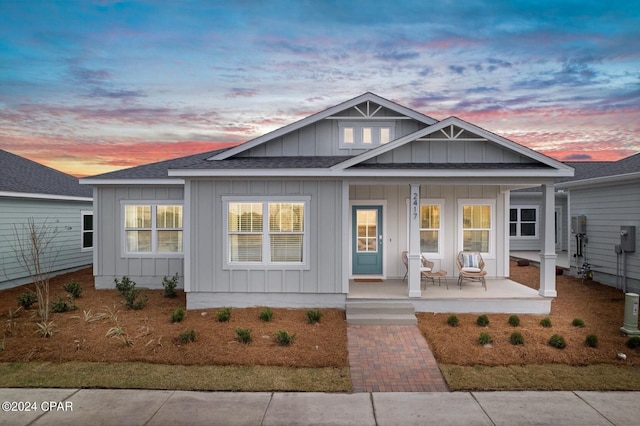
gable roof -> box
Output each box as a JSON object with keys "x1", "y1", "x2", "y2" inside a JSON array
[
  {"x1": 82, "y1": 93, "x2": 576, "y2": 182},
  {"x1": 209, "y1": 92, "x2": 438, "y2": 161},
  {"x1": 0, "y1": 149, "x2": 92, "y2": 199},
  {"x1": 329, "y1": 116, "x2": 572, "y2": 176}
]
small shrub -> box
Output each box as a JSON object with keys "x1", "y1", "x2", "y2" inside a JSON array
[
  {"x1": 17, "y1": 292, "x2": 38, "y2": 309},
  {"x1": 123, "y1": 288, "x2": 148, "y2": 310},
  {"x1": 447, "y1": 315, "x2": 459, "y2": 327},
  {"x1": 114, "y1": 276, "x2": 147, "y2": 310},
  {"x1": 306, "y1": 309, "x2": 322, "y2": 324},
  {"x1": 476, "y1": 314, "x2": 490, "y2": 327},
  {"x1": 540, "y1": 317, "x2": 552, "y2": 328},
  {"x1": 179, "y1": 329, "x2": 196, "y2": 344},
  {"x1": 114, "y1": 276, "x2": 136, "y2": 296},
  {"x1": 171, "y1": 308, "x2": 185, "y2": 323},
  {"x1": 478, "y1": 332, "x2": 492, "y2": 345},
  {"x1": 51, "y1": 296, "x2": 73, "y2": 313},
  {"x1": 508, "y1": 315, "x2": 520, "y2": 327},
  {"x1": 572, "y1": 318, "x2": 585, "y2": 328},
  {"x1": 275, "y1": 330, "x2": 296, "y2": 346},
  {"x1": 259, "y1": 307, "x2": 273, "y2": 322},
  {"x1": 548, "y1": 334, "x2": 566, "y2": 349},
  {"x1": 217, "y1": 307, "x2": 231, "y2": 322},
  {"x1": 236, "y1": 327, "x2": 251, "y2": 344},
  {"x1": 585, "y1": 334, "x2": 599, "y2": 348},
  {"x1": 63, "y1": 280, "x2": 82, "y2": 298},
  {"x1": 162, "y1": 273, "x2": 179, "y2": 298},
  {"x1": 509, "y1": 332, "x2": 525, "y2": 345},
  {"x1": 626, "y1": 336, "x2": 640, "y2": 349}
]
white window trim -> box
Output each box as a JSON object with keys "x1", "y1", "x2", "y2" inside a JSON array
[
  {"x1": 80, "y1": 210, "x2": 93, "y2": 252},
  {"x1": 120, "y1": 201, "x2": 184, "y2": 258},
  {"x1": 458, "y1": 199, "x2": 495, "y2": 258},
  {"x1": 339, "y1": 121, "x2": 395, "y2": 148},
  {"x1": 222, "y1": 195, "x2": 311, "y2": 270},
  {"x1": 509, "y1": 205, "x2": 539, "y2": 239},
  {"x1": 405, "y1": 198, "x2": 445, "y2": 259}
]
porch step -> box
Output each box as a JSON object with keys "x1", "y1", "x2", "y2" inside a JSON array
[{"x1": 346, "y1": 302, "x2": 417, "y2": 325}]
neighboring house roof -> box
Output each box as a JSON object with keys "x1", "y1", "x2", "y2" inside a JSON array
[
  {"x1": 556, "y1": 152, "x2": 640, "y2": 189},
  {"x1": 0, "y1": 149, "x2": 92, "y2": 199}
]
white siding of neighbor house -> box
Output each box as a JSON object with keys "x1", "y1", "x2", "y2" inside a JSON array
[
  {"x1": 188, "y1": 179, "x2": 343, "y2": 295},
  {"x1": 349, "y1": 183, "x2": 508, "y2": 280},
  {"x1": 93, "y1": 185, "x2": 184, "y2": 289},
  {"x1": 0, "y1": 197, "x2": 93, "y2": 289},
  {"x1": 510, "y1": 192, "x2": 569, "y2": 253},
  {"x1": 568, "y1": 181, "x2": 640, "y2": 293}
]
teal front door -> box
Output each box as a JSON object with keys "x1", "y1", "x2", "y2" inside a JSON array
[{"x1": 352, "y1": 206, "x2": 383, "y2": 275}]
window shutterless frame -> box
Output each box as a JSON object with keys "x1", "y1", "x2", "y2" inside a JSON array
[
  {"x1": 120, "y1": 201, "x2": 184, "y2": 258},
  {"x1": 222, "y1": 196, "x2": 310, "y2": 270}
]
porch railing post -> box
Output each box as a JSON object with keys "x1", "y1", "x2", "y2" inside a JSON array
[{"x1": 408, "y1": 184, "x2": 422, "y2": 297}]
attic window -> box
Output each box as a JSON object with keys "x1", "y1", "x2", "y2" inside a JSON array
[{"x1": 339, "y1": 122, "x2": 395, "y2": 148}]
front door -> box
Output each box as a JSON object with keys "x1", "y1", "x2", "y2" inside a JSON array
[{"x1": 352, "y1": 206, "x2": 383, "y2": 275}]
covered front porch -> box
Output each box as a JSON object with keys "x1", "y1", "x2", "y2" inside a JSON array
[{"x1": 348, "y1": 278, "x2": 551, "y2": 314}]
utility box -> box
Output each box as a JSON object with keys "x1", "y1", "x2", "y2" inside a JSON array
[
  {"x1": 620, "y1": 226, "x2": 636, "y2": 252},
  {"x1": 571, "y1": 215, "x2": 587, "y2": 234},
  {"x1": 620, "y1": 293, "x2": 640, "y2": 336}
]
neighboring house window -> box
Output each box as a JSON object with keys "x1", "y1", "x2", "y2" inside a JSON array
[
  {"x1": 123, "y1": 203, "x2": 183, "y2": 255},
  {"x1": 510, "y1": 207, "x2": 538, "y2": 238},
  {"x1": 339, "y1": 122, "x2": 395, "y2": 147},
  {"x1": 419, "y1": 200, "x2": 443, "y2": 256},
  {"x1": 81, "y1": 211, "x2": 93, "y2": 250},
  {"x1": 225, "y1": 197, "x2": 309, "y2": 267},
  {"x1": 459, "y1": 200, "x2": 494, "y2": 254}
]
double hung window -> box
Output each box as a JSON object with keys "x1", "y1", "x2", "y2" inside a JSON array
[
  {"x1": 226, "y1": 198, "x2": 308, "y2": 266},
  {"x1": 460, "y1": 200, "x2": 494, "y2": 254},
  {"x1": 510, "y1": 207, "x2": 538, "y2": 238},
  {"x1": 123, "y1": 203, "x2": 183, "y2": 255}
]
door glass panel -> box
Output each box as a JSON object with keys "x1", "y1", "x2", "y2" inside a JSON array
[{"x1": 356, "y1": 209, "x2": 377, "y2": 253}]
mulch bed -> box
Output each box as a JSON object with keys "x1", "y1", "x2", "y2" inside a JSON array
[
  {"x1": 0, "y1": 268, "x2": 348, "y2": 368},
  {"x1": 419, "y1": 262, "x2": 640, "y2": 366}
]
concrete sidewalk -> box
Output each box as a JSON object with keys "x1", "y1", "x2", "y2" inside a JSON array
[{"x1": 1, "y1": 389, "x2": 640, "y2": 425}]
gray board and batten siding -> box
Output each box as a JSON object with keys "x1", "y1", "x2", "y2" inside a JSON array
[
  {"x1": 93, "y1": 185, "x2": 184, "y2": 288},
  {"x1": 186, "y1": 178, "x2": 344, "y2": 309}
]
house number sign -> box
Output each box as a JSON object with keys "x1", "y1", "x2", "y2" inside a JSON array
[{"x1": 411, "y1": 186, "x2": 419, "y2": 220}]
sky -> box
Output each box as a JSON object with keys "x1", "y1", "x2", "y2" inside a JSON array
[{"x1": 1, "y1": 0, "x2": 639, "y2": 177}]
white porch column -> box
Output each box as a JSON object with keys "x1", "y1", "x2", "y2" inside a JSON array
[
  {"x1": 408, "y1": 184, "x2": 422, "y2": 297},
  {"x1": 539, "y1": 183, "x2": 557, "y2": 297}
]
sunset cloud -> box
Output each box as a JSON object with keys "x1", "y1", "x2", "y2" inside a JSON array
[{"x1": 1, "y1": 1, "x2": 638, "y2": 176}]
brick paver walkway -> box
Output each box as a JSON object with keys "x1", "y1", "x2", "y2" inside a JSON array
[{"x1": 347, "y1": 325, "x2": 448, "y2": 392}]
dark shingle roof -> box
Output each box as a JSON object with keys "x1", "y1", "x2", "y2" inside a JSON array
[
  {"x1": 0, "y1": 149, "x2": 92, "y2": 198},
  {"x1": 571, "y1": 153, "x2": 640, "y2": 180},
  {"x1": 87, "y1": 149, "x2": 228, "y2": 179}
]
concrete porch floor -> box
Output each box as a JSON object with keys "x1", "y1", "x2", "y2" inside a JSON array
[{"x1": 348, "y1": 278, "x2": 551, "y2": 314}]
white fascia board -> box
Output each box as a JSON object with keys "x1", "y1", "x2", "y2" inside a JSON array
[
  {"x1": 556, "y1": 171, "x2": 640, "y2": 189},
  {"x1": 169, "y1": 167, "x2": 572, "y2": 179},
  {"x1": 209, "y1": 93, "x2": 438, "y2": 161},
  {"x1": 0, "y1": 191, "x2": 92, "y2": 202},
  {"x1": 80, "y1": 178, "x2": 184, "y2": 186}
]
